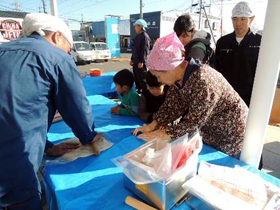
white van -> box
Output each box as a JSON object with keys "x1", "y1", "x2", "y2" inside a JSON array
[
  {"x1": 71, "y1": 41, "x2": 96, "y2": 64},
  {"x1": 90, "y1": 42, "x2": 111, "y2": 62}
]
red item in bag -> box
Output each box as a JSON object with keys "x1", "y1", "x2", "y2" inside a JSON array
[{"x1": 176, "y1": 147, "x2": 195, "y2": 169}]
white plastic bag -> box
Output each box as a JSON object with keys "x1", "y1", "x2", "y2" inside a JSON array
[
  {"x1": 113, "y1": 132, "x2": 202, "y2": 184},
  {"x1": 113, "y1": 139, "x2": 172, "y2": 184}
]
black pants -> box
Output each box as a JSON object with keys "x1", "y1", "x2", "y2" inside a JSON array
[
  {"x1": 0, "y1": 194, "x2": 42, "y2": 210},
  {"x1": 132, "y1": 64, "x2": 147, "y2": 93}
]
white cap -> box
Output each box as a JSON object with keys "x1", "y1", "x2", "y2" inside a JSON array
[
  {"x1": 22, "y1": 13, "x2": 73, "y2": 46},
  {"x1": 232, "y1": 2, "x2": 254, "y2": 18}
]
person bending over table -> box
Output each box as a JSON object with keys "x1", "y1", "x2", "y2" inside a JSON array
[
  {"x1": 133, "y1": 32, "x2": 248, "y2": 158},
  {"x1": 139, "y1": 71, "x2": 169, "y2": 123},
  {"x1": 111, "y1": 69, "x2": 140, "y2": 116},
  {"x1": 0, "y1": 13, "x2": 102, "y2": 210}
]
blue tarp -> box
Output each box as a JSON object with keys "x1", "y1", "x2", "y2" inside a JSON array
[
  {"x1": 82, "y1": 72, "x2": 116, "y2": 96},
  {"x1": 41, "y1": 94, "x2": 280, "y2": 210}
]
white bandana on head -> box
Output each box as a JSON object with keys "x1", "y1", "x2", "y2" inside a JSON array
[
  {"x1": 232, "y1": 1, "x2": 254, "y2": 18},
  {"x1": 22, "y1": 13, "x2": 73, "y2": 46}
]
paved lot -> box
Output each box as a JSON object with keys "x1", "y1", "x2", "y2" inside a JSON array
[
  {"x1": 262, "y1": 125, "x2": 280, "y2": 178},
  {"x1": 77, "y1": 53, "x2": 131, "y2": 76}
]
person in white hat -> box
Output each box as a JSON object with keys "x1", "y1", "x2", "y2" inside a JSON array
[
  {"x1": 130, "y1": 19, "x2": 151, "y2": 93},
  {"x1": 214, "y1": 2, "x2": 263, "y2": 168},
  {"x1": 215, "y1": 1, "x2": 261, "y2": 106},
  {"x1": 0, "y1": 13, "x2": 102, "y2": 209}
]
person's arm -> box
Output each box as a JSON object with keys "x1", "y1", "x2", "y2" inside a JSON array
[
  {"x1": 52, "y1": 58, "x2": 97, "y2": 145},
  {"x1": 45, "y1": 140, "x2": 54, "y2": 151},
  {"x1": 164, "y1": 76, "x2": 219, "y2": 140},
  {"x1": 130, "y1": 54, "x2": 133, "y2": 66},
  {"x1": 119, "y1": 92, "x2": 140, "y2": 116},
  {"x1": 138, "y1": 94, "x2": 153, "y2": 122},
  {"x1": 186, "y1": 42, "x2": 206, "y2": 61},
  {"x1": 119, "y1": 107, "x2": 138, "y2": 116},
  {"x1": 45, "y1": 141, "x2": 80, "y2": 156},
  {"x1": 153, "y1": 85, "x2": 185, "y2": 126}
]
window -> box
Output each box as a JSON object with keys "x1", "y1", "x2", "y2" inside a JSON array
[
  {"x1": 204, "y1": 20, "x2": 209, "y2": 28},
  {"x1": 212, "y1": 22, "x2": 219, "y2": 31},
  {"x1": 75, "y1": 43, "x2": 91, "y2": 51}
]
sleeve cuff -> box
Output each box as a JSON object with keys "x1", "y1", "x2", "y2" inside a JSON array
[
  {"x1": 79, "y1": 131, "x2": 98, "y2": 145},
  {"x1": 45, "y1": 140, "x2": 54, "y2": 151}
]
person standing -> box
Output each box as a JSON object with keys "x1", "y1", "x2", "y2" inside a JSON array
[
  {"x1": 215, "y1": 1, "x2": 262, "y2": 107},
  {"x1": 215, "y1": 2, "x2": 263, "y2": 169},
  {"x1": 130, "y1": 19, "x2": 151, "y2": 93},
  {"x1": 173, "y1": 14, "x2": 214, "y2": 65},
  {"x1": 0, "y1": 13, "x2": 101, "y2": 210}
]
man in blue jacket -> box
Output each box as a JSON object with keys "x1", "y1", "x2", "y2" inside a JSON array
[{"x1": 0, "y1": 13, "x2": 100, "y2": 209}]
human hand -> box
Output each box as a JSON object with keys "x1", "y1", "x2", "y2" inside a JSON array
[
  {"x1": 132, "y1": 120, "x2": 158, "y2": 136},
  {"x1": 111, "y1": 106, "x2": 120, "y2": 114},
  {"x1": 90, "y1": 133, "x2": 104, "y2": 155},
  {"x1": 46, "y1": 142, "x2": 80, "y2": 157},
  {"x1": 130, "y1": 60, "x2": 133, "y2": 66},
  {"x1": 138, "y1": 62, "x2": 144, "y2": 69},
  {"x1": 138, "y1": 129, "x2": 171, "y2": 142}
]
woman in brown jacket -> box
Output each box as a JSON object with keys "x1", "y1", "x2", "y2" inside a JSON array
[{"x1": 133, "y1": 32, "x2": 248, "y2": 157}]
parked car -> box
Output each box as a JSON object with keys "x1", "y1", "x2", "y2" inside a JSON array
[
  {"x1": 70, "y1": 41, "x2": 96, "y2": 64},
  {"x1": 90, "y1": 42, "x2": 111, "y2": 62}
]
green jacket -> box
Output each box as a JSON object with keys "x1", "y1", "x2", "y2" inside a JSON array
[{"x1": 118, "y1": 88, "x2": 140, "y2": 116}]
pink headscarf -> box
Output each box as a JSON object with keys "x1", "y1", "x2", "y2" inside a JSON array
[{"x1": 147, "y1": 32, "x2": 185, "y2": 71}]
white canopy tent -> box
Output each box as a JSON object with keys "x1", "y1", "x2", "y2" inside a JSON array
[{"x1": 240, "y1": 0, "x2": 280, "y2": 167}]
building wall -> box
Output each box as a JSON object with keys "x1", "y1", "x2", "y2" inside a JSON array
[
  {"x1": 119, "y1": 19, "x2": 130, "y2": 36},
  {"x1": 159, "y1": 12, "x2": 178, "y2": 37},
  {"x1": 130, "y1": 11, "x2": 161, "y2": 40},
  {"x1": 91, "y1": 21, "x2": 105, "y2": 38},
  {"x1": 191, "y1": 13, "x2": 221, "y2": 46}
]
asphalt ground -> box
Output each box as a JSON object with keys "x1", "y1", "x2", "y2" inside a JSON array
[{"x1": 76, "y1": 53, "x2": 131, "y2": 77}]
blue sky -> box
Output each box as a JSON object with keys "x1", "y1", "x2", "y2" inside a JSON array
[
  {"x1": 2, "y1": 0, "x2": 268, "y2": 32},
  {"x1": 6, "y1": 0, "x2": 193, "y2": 21}
]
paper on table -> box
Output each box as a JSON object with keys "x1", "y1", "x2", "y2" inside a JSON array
[
  {"x1": 183, "y1": 161, "x2": 270, "y2": 210},
  {"x1": 59, "y1": 137, "x2": 113, "y2": 161},
  {"x1": 263, "y1": 193, "x2": 280, "y2": 210}
]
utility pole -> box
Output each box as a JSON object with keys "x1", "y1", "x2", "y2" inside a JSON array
[
  {"x1": 13, "y1": 0, "x2": 21, "y2": 11},
  {"x1": 220, "y1": 0, "x2": 223, "y2": 36},
  {"x1": 209, "y1": 0, "x2": 211, "y2": 15},
  {"x1": 50, "y1": 0, "x2": 58, "y2": 17},
  {"x1": 202, "y1": 4, "x2": 216, "y2": 46},
  {"x1": 140, "y1": 0, "x2": 143, "y2": 19},
  {"x1": 198, "y1": 0, "x2": 202, "y2": 30},
  {"x1": 42, "y1": 0, "x2": 47, "y2": 13}
]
